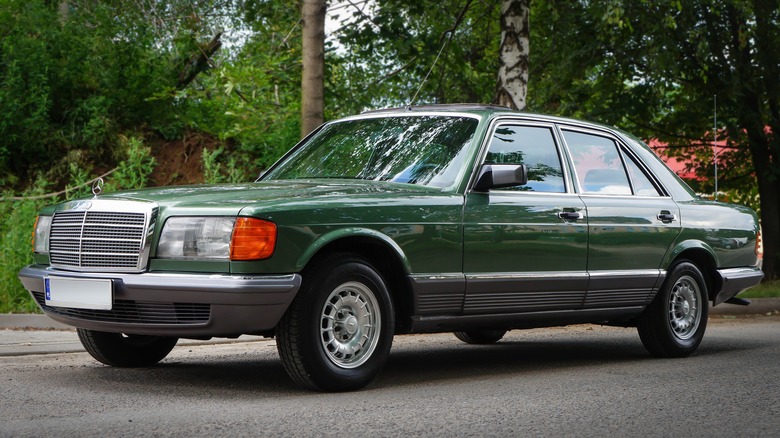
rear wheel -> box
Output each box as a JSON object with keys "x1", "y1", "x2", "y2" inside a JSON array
[
  {"x1": 637, "y1": 261, "x2": 708, "y2": 357},
  {"x1": 454, "y1": 330, "x2": 507, "y2": 344},
  {"x1": 276, "y1": 254, "x2": 394, "y2": 391},
  {"x1": 77, "y1": 329, "x2": 178, "y2": 367}
]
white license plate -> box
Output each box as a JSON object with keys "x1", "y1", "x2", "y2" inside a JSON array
[{"x1": 45, "y1": 277, "x2": 113, "y2": 310}]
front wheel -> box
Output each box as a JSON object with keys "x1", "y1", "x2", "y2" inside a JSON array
[
  {"x1": 77, "y1": 329, "x2": 178, "y2": 367},
  {"x1": 276, "y1": 254, "x2": 395, "y2": 391},
  {"x1": 637, "y1": 261, "x2": 709, "y2": 357}
]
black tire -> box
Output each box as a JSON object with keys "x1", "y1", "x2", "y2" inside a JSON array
[
  {"x1": 454, "y1": 330, "x2": 507, "y2": 344},
  {"x1": 276, "y1": 254, "x2": 395, "y2": 392},
  {"x1": 77, "y1": 328, "x2": 178, "y2": 367},
  {"x1": 637, "y1": 261, "x2": 709, "y2": 357}
]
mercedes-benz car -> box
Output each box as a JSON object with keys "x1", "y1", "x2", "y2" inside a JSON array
[{"x1": 19, "y1": 105, "x2": 763, "y2": 391}]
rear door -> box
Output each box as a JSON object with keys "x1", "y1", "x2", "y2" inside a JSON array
[{"x1": 560, "y1": 127, "x2": 680, "y2": 309}]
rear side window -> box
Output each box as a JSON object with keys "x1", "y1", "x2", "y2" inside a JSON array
[
  {"x1": 624, "y1": 152, "x2": 662, "y2": 196},
  {"x1": 563, "y1": 130, "x2": 632, "y2": 195},
  {"x1": 485, "y1": 125, "x2": 565, "y2": 192}
]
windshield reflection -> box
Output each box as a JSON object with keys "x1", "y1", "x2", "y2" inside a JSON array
[{"x1": 264, "y1": 116, "x2": 479, "y2": 188}]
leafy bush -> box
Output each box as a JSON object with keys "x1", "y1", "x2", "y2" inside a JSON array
[
  {"x1": 0, "y1": 180, "x2": 55, "y2": 313},
  {"x1": 108, "y1": 137, "x2": 157, "y2": 191},
  {"x1": 202, "y1": 147, "x2": 244, "y2": 184}
]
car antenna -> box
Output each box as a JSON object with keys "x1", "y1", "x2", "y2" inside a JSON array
[
  {"x1": 408, "y1": 31, "x2": 452, "y2": 109},
  {"x1": 713, "y1": 95, "x2": 719, "y2": 201}
]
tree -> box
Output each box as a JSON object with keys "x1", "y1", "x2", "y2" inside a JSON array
[
  {"x1": 301, "y1": 0, "x2": 326, "y2": 137},
  {"x1": 494, "y1": 0, "x2": 530, "y2": 110},
  {"x1": 328, "y1": 0, "x2": 502, "y2": 109},
  {"x1": 0, "y1": 0, "x2": 240, "y2": 187},
  {"x1": 527, "y1": 0, "x2": 779, "y2": 279}
]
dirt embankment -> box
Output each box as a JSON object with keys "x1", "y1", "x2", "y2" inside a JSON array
[{"x1": 148, "y1": 131, "x2": 221, "y2": 187}]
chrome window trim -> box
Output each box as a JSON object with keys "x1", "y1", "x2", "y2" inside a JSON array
[
  {"x1": 467, "y1": 117, "x2": 572, "y2": 195},
  {"x1": 558, "y1": 127, "x2": 631, "y2": 196},
  {"x1": 556, "y1": 124, "x2": 671, "y2": 197},
  {"x1": 337, "y1": 111, "x2": 483, "y2": 123},
  {"x1": 577, "y1": 193, "x2": 673, "y2": 200}
]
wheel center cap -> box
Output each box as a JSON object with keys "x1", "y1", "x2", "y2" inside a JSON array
[
  {"x1": 682, "y1": 301, "x2": 690, "y2": 315},
  {"x1": 345, "y1": 316, "x2": 358, "y2": 335}
]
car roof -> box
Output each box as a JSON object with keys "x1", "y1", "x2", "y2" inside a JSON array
[{"x1": 359, "y1": 104, "x2": 615, "y2": 131}]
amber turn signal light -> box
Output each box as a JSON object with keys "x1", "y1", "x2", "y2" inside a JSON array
[{"x1": 230, "y1": 218, "x2": 277, "y2": 261}]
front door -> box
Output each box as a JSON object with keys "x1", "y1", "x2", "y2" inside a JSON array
[{"x1": 463, "y1": 122, "x2": 588, "y2": 314}]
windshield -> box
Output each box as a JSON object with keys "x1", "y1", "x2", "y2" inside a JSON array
[{"x1": 263, "y1": 116, "x2": 479, "y2": 188}]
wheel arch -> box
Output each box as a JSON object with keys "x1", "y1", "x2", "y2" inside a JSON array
[
  {"x1": 298, "y1": 231, "x2": 415, "y2": 334},
  {"x1": 665, "y1": 241, "x2": 721, "y2": 303}
]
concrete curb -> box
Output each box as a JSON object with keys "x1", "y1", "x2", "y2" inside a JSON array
[{"x1": 0, "y1": 314, "x2": 73, "y2": 330}]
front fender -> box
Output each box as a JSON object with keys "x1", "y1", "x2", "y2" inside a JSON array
[{"x1": 297, "y1": 227, "x2": 412, "y2": 273}]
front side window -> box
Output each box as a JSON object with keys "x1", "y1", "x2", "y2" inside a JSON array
[
  {"x1": 484, "y1": 125, "x2": 565, "y2": 192},
  {"x1": 563, "y1": 130, "x2": 632, "y2": 195},
  {"x1": 263, "y1": 116, "x2": 479, "y2": 189}
]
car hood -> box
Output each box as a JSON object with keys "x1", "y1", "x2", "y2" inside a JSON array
[{"x1": 86, "y1": 180, "x2": 449, "y2": 216}]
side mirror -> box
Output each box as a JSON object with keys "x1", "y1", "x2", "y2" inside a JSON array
[{"x1": 473, "y1": 164, "x2": 528, "y2": 192}]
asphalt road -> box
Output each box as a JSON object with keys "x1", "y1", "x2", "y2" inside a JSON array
[{"x1": 2, "y1": 317, "x2": 779, "y2": 437}]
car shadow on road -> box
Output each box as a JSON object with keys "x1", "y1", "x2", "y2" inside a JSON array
[
  {"x1": 375, "y1": 335, "x2": 647, "y2": 389},
  {"x1": 371, "y1": 329, "x2": 773, "y2": 390},
  {"x1": 47, "y1": 327, "x2": 773, "y2": 395}
]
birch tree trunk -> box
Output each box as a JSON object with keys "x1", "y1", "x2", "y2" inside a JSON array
[
  {"x1": 301, "y1": 0, "x2": 326, "y2": 138},
  {"x1": 493, "y1": 0, "x2": 529, "y2": 110}
]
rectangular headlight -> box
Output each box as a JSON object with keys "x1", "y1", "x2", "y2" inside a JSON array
[
  {"x1": 33, "y1": 215, "x2": 52, "y2": 254},
  {"x1": 157, "y1": 217, "x2": 235, "y2": 259}
]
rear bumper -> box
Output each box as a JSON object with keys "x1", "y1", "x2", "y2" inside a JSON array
[
  {"x1": 18, "y1": 265, "x2": 301, "y2": 337},
  {"x1": 714, "y1": 266, "x2": 763, "y2": 306}
]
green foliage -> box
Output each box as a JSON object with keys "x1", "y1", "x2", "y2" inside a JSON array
[
  {"x1": 202, "y1": 147, "x2": 244, "y2": 184},
  {"x1": 331, "y1": 0, "x2": 500, "y2": 109},
  {"x1": 0, "y1": 180, "x2": 54, "y2": 313},
  {"x1": 740, "y1": 280, "x2": 780, "y2": 298},
  {"x1": 718, "y1": 186, "x2": 762, "y2": 216},
  {"x1": 0, "y1": 0, "x2": 241, "y2": 189},
  {"x1": 65, "y1": 151, "x2": 94, "y2": 200},
  {"x1": 108, "y1": 137, "x2": 157, "y2": 191}
]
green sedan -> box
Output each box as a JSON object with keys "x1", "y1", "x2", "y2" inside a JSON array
[{"x1": 19, "y1": 105, "x2": 763, "y2": 391}]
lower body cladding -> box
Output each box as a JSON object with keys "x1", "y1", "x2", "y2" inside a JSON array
[{"x1": 17, "y1": 265, "x2": 302, "y2": 337}]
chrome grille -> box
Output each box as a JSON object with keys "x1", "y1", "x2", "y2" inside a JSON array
[{"x1": 49, "y1": 201, "x2": 154, "y2": 272}]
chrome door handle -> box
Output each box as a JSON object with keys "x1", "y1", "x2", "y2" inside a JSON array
[
  {"x1": 558, "y1": 211, "x2": 583, "y2": 221},
  {"x1": 657, "y1": 212, "x2": 677, "y2": 223}
]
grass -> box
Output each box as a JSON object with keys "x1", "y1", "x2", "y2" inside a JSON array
[
  {"x1": 739, "y1": 280, "x2": 780, "y2": 298},
  {"x1": 1, "y1": 198, "x2": 45, "y2": 314}
]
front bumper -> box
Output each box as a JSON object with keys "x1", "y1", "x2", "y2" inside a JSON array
[
  {"x1": 18, "y1": 265, "x2": 302, "y2": 337},
  {"x1": 714, "y1": 266, "x2": 764, "y2": 306}
]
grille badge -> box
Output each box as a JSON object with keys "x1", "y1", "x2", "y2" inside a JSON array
[{"x1": 92, "y1": 178, "x2": 104, "y2": 196}]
